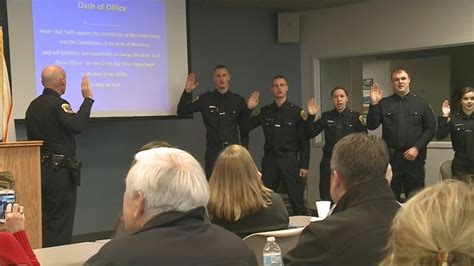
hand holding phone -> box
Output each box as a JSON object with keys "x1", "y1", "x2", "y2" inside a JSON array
[{"x1": 0, "y1": 189, "x2": 15, "y2": 223}]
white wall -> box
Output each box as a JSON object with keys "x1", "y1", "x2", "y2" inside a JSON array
[{"x1": 301, "y1": 0, "x2": 473, "y2": 205}]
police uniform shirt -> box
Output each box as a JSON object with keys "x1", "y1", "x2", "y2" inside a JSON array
[
  {"x1": 367, "y1": 91, "x2": 436, "y2": 159},
  {"x1": 436, "y1": 111, "x2": 474, "y2": 157},
  {"x1": 250, "y1": 100, "x2": 310, "y2": 169},
  {"x1": 306, "y1": 108, "x2": 367, "y2": 153},
  {"x1": 26, "y1": 88, "x2": 94, "y2": 157},
  {"x1": 177, "y1": 89, "x2": 249, "y2": 149}
]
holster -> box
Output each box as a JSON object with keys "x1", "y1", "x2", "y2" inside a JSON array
[{"x1": 65, "y1": 158, "x2": 82, "y2": 186}]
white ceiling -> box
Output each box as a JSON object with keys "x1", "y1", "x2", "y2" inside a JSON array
[{"x1": 188, "y1": 0, "x2": 369, "y2": 12}]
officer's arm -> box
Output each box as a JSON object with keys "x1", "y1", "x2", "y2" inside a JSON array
[
  {"x1": 435, "y1": 116, "x2": 451, "y2": 140},
  {"x1": 305, "y1": 114, "x2": 324, "y2": 138},
  {"x1": 248, "y1": 109, "x2": 262, "y2": 131},
  {"x1": 414, "y1": 103, "x2": 436, "y2": 150},
  {"x1": 57, "y1": 98, "x2": 94, "y2": 134},
  {"x1": 177, "y1": 90, "x2": 200, "y2": 116},
  {"x1": 297, "y1": 111, "x2": 310, "y2": 170},
  {"x1": 366, "y1": 103, "x2": 382, "y2": 130},
  {"x1": 239, "y1": 98, "x2": 250, "y2": 148}
]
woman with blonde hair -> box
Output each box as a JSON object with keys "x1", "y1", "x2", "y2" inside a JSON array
[
  {"x1": 381, "y1": 180, "x2": 473, "y2": 266},
  {"x1": 208, "y1": 145, "x2": 289, "y2": 238}
]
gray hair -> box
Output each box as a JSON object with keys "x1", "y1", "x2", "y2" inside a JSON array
[
  {"x1": 331, "y1": 133, "x2": 389, "y2": 189},
  {"x1": 125, "y1": 147, "x2": 209, "y2": 217}
]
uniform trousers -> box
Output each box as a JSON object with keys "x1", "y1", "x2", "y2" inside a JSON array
[
  {"x1": 262, "y1": 154, "x2": 305, "y2": 215},
  {"x1": 452, "y1": 154, "x2": 474, "y2": 182},
  {"x1": 390, "y1": 152, "x2": 425, "y2": 202},
  {"x1": 41, "y1": 165, "x2": 76, "y2": 247},
  {"x1": 319, "y1": 153, "x2": 332, "y2": 202}
]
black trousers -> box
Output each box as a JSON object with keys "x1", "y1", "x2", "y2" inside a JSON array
[
  {"x1": 390, "y1": 154, "x2": 425, "y2": 202},
  {"x1": 41, "y1": 165, "x2": 77, "y2": 247},
  {"x1": 204, "y1": 148, "x2": 222, "y2": 179},
  {"x1": 262, "y1": 155, "x2": 305, "y2": 215},
  {"x1": 319, "y1": 154, "x2": 332, "y2": 202},
  {"x1": 452, "y1": 155, "x2": 474, "y2": 182}
]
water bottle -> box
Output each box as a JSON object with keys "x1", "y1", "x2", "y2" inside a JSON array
[{"x1": 263, "y1": 236, "x2": 283, "y2": 266}]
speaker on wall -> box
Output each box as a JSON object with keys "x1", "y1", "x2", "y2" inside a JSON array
[{"x1": 278, "y1": 13, "x2": 300, "y2": 43}]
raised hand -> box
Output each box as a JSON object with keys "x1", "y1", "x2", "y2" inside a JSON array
[
  {"x1": 5, "y1": 203, "x2": 25, "y2": 233},
  {"x1": 184, "y1": 73, "x2": 199, "y2": 92},
  {"x1": 247, "y1": 91, "x2": 260, "y2": 109},
  {"x1": 81, "y1": 75, "x2": 93, "y2": 99},
  {"x1": 370, "y1": 83, "x2": 383, "y2": 105},
  {"x1": 441, "y1": 99, "x2": 450, "y2": 117},
  {"x1": 307, "y1": 98, "x2": 320, "y2": 116}
]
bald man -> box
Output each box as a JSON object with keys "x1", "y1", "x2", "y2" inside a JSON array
[{"x1": 25, "y1": 65, "x2": 94, "y2": 247}]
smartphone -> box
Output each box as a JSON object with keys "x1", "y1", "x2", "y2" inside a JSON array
[{"x1": 0, "y1": 189, "x2": 15, "y2": 223}]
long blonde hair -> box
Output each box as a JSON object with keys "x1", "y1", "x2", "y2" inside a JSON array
[
  {"x1": 380, "y1": 180, "x2": 473, "y2": 266},
  {"x1": 208, "y1": 145, "x2": 272, "y2": 221}
]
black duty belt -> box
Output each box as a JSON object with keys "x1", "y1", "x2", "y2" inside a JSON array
[
  {"x1": 264, "y1": 150, "x2": 298, "y2": 157},
  {"x1": 41, "y1": 154, "x2": 81, "y2": 170}
]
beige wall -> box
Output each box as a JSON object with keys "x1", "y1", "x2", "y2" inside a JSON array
[{"x1": 300, "y1": 0, "x2": 474, "y2": 206}]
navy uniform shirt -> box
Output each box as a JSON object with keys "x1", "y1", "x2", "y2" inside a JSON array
[
  {"x1": 177, "y1": 89, "x2": 249, "y2": 149},
  {"x1": 436, "y1": 111, "x2": 474, "y2": 156},
  {"x1": 306, "y1": 108, "x2": 367, "y2": 154},
  {"x1": 25, "y1": 88, "x2": 94, "y2": 157},
  {"x1": 367, "y1": 91, "x2": 436, "y2": 160},
  {"x1": 249, "y1": 100, "x2": 310, "y2": 169}
]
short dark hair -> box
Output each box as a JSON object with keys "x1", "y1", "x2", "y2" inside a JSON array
[
  {"x1": 391, "y1": 67, "x2": 411, "y2": 80},
  {"x1": 331, "y1": 133, "x2": 389, "y2": 189},
  {"x1": 272, "y1": 75, "x2": 288, "y2": 84},
  {"x1": 213, "y1": 65, "x2": 230, "y2": 73},
  {"x1": 331, "y1": 86, "x2": 349, "y2": 97}
]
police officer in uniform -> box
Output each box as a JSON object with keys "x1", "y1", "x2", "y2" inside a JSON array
[
  {"x1": 436, "y1": 86, "x2": 474, "y2": 182},
  {"x1": 177, "y1": 65, "x2": 250, "y2": 178},
  {"x1": 247, "y1": 75, "x2": 309, "y2": 215},
  {"x1": 367, "y1": 68, "x2": 435, "y2": 201},
  {"x1": 25, "y1": 65, "x2": 94, "y2": 247},
  {"x1": 305, "y1": 86, "x2": 367, "y2": 201}
]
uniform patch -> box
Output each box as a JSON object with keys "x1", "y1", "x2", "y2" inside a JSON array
[
  {"x1": 251, "y1": 109, "x2": 261, "y2": 118},
  {"x1": 192, "y1": 96, "x2": 199, "y2": 103},
  {"x1": 61, "y1": 103, "x2": 74, "y2": 114},
  {"x1": 300, "y1": 110, "x2": 307, "y2": 121},
  {"x1": 359, "y1": 115, "x2": 366, "y2": 126}
]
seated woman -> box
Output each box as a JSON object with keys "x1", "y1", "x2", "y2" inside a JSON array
[
  {"x1": 380, "y1": 180, "x2": 473, "y2": 266},
  {"x1": 0, "y1": 203, "x2": 39, "y2": 265},
  {"x1": 208, "y1": 145, "x2": 289, "y2": 238}
]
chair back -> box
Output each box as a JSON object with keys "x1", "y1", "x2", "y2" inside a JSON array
[
  {"x1": 243, "y1": 227, "x2": 304, "y2": 266},
  {"x1": 439, "y1": 160, "x2": 452, "y2": 180}
]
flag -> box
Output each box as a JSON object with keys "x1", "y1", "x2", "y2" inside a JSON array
[{"x1": 0, "y1": 26, "x2": 16, "y2": 142}]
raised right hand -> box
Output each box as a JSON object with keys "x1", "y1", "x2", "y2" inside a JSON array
[
  {"x1": 5, "y1": 203, "x2": 25, "y2": 233},
  {"x1": 185, "y1": 73, "x2": 199, "y2": 92},
  {"x1": 247, "y1": 91, "x2": 260, "y2": 109},
  {"x1": 307, "y1": 98, "x2": 320, "y2": 115},
  {"x1": 441, "y1": 99, "x2": 450, "y2": 117},
  {"x1": 81, "y1": 75, "x2": 93, "y2": 99},
  {"x1": 370, "y1": 83, "x2": 383, "y2": 105}
]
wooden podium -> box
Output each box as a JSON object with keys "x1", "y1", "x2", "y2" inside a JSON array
[{"x1": 0, "y1": 141, "x2": 43, "y2": 249}]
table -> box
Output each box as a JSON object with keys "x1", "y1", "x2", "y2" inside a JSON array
[{"x1": 33, "y1": 242, "x2": 105, "y2": 265}]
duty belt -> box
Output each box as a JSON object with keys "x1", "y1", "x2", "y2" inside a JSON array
[{"x1": 41, "y1": 154, "x2": 81, "y2": 170}]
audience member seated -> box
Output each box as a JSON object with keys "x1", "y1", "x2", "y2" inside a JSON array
[
  {"x1": 380, "y1": 180, "x2": 473, "y2": 266},
  {"x1": 111, "y1": 140, "x2": 172, "y2": 239},
  {"x1": 86, "y1": 147, "x2": 257, "y2": 265},
  {"x1": 208, "y1": 145, "x2": 289, "y2": 238},
  {"x1": 284, "y1": 133, "x2": 400, "y2": 265},
  {"x1": 0, "y1": 203, "x2": 39, "y2": 266}
]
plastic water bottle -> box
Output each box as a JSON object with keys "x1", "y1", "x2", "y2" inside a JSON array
[{"x1": 263, "y1": 236, "x2": 283, "y2": 266}]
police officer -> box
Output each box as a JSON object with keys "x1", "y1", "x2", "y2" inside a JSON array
[
  {"x1": 367, "y1": 68, "x2": 435, "y2": 202},
  {"x1": 177, "y1": 65, "x2": 250, "y2": 178},
  {"x1": 247, "y1": 75, "x2": 309, "y2": 215},
  {"x1": 25, "y1": 65, "x2": 94, "y2": 247},
  {"x1": 436, "y1": 86, "x2": 473, "y2": 182},
  {"x1": 305, "y1": 86, "x2": 367, "y2": 201}
]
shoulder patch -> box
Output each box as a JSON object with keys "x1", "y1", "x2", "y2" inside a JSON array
[
  {"x1": 300, "y1": 110, "x2": 307, "y2": 121},
  {"x1": 61, "y1": 103, "x2": 75, "y2": 114},
  {"x1": 192, "y1": 96, "x2": 199, "y2": 103},
  {"x1": 359, "y1": 115, "x2": 366, "y2": 126}
]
